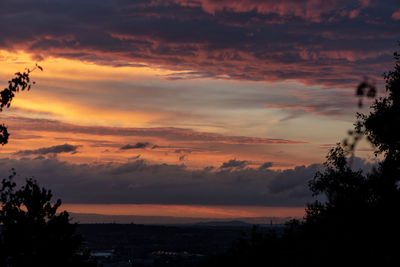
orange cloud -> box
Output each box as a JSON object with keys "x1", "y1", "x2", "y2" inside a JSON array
[
  {"x1": 4, "y1": 116, "x2": 306, "y2": 145},
  {"x1": 2, "y1": 115, "x2": 314, "y2": 169}
]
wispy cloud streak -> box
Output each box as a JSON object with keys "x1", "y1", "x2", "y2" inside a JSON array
[
  {"x1": 5, "y1": 116, "x2": 306, "y2": 145},
  {"x1": 14, "y1": 143, "x2": 80, "y2": 156}
]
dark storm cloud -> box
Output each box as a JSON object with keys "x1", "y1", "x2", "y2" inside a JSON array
[
  {"x1": 220, "y1": 159, "x2": 248, "y2": 169},
  {"x1": 14, "y1": 143, "x2": 80, "y2": 156},
  {"x1": 0, "y1": 0, "x2": 399, "y2": 87},
  {"x1": 120, "y1": 142, "x2": 151, "y2": 150},
  {"x1": 259, "y1": 162, "x2": 273, "y2": 169},
  {"x1": 0, "y1": 156, "x2": 374, "y2": 206}
]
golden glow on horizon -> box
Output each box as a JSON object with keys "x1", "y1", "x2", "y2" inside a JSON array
[{"x1": 62, "y1": 204, "x2": 305, "y2": 218}]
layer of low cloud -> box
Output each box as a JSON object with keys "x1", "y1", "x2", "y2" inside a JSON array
[
  {"x1": 14, "y1": 143, "x2": 80, "y2": 156},
  {"x1": 0, "y1": 156, "x2": 374, "y2": 206}
]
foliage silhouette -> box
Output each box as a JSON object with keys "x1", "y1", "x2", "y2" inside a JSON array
[
  {"x1": 0, "y1": 64, "x2": 42, "y2": 145},
  {"x1": 202, "y1": 46, "x2": 400, "y2": 267},
  {"x1": 0, "y1": 170, "x2": 86, "y2": 267}
]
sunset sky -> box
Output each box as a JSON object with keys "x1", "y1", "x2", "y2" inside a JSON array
[{"x1": 0, "y1": 0, "x2": 399, "y2": 219}]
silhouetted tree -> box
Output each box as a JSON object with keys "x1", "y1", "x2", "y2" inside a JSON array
[
  {"x1": 0, "y1": 170, "x2": 84, "y2": 267},
  {"x1": 0, "y1": 65, "x2": 42, "y2": 145},
  {"x1": 302, "y1": 45, "x2": 400, "y2": 266}
]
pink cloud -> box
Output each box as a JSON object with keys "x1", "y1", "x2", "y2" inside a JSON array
[
  {"x1": 348, "y1": 9, "x2": 360, "y2": 19},
  {"x1": 22, "y1": 29, "x2": 388, "y2": 88},
  {"x1": 174, "y1": 0, "x2": 364, "y2": 21},
  {"x1": 392, "y1": 9, "x2": 400, "y2": 20}
]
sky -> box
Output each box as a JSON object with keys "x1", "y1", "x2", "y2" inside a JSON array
[{"x1": 0, "y1": 0, "x2": 399, "y2": 218}]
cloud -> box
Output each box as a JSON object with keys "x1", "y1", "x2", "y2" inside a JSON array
[
  {"x1": 129, "y1": 155, "x2": 141, "y2": 160},
  {"x1": 0, "y1": 0, "x2": 398, "y2": 88},
  {"x1": 220, "y1": 159, "x2": 248, "y2": 169},
  {"x1": 268, "y1": 165, "x2": 319, "y2": 194},
  {"x1": 174, "y1": 149, "x2": 192, "y2": 154},
  {"x1": 0, "y1": 157, "x2": 309, "y2": 206},
  {"x1": 392, "y1": 9, "x2": 400, "y2": 20},
  {"x1": 175, "y1": 0, "x2": 370, "y2": 21},
  {"x1": 263, "y1": 87, "x2": 374, "y2": 118},
  {"x1": 5, "y1": 116, "x2": 306, "y2": 145},
  {"x1": 0, "y1": 156, "x2": 375, "y2": 206},
  {"x1": 264, "y1": 103, "x2": 347, "y2": 117},
  {"x1": 14, "y1": 143, "x2": 80, "y2": 156},
  {"x1": 259, "y1": 162, "x2": 273, "y2": 169},
  {"x1": 120, "y1": 142, "x2": 150, "y2": 150}
]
